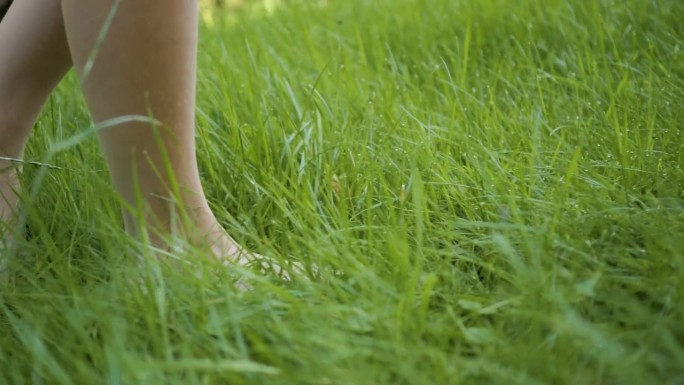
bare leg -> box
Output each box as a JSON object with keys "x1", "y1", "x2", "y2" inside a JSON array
[
  {"x1": 60, "y1": 0, "x2": 251, "y2": 264},
  {"x1": 0, "y1": 0, "x2": 72, "y2": 253}
]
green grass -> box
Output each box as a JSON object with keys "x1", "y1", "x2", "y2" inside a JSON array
[{"x1": 2, "y1": 0, "x2": 683, "y2": 383}]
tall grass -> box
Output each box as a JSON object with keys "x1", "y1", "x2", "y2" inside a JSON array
[{"x1": 1, "y1": 0, "x2": 683, "y2": 383}]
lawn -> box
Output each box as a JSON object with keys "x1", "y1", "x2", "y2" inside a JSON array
[{"x1": 1, "y1": 0, "x2": 683, "y2": 383}]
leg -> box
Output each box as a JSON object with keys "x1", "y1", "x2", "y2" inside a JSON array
[
  {"x1": 0, "y1": 0, "x2": 72, "y2": 248},
  {"x1": 60, "y1": 0, "x2": 249, "y2": 263}
]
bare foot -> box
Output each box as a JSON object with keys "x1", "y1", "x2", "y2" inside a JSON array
[
  {"x1": 207, "y1": 231, "x2": 305, "y2": 282},
  {"x1": 165, "y1": 220, "x2": 307, "y2": 290}
]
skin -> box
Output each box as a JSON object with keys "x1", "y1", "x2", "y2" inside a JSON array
[
  {"x1": 0, "y1": 0, "x2": 272, "y2": 273},
  {"x1": 0, "y1": 0, "x2": 71, "y2": 247}
]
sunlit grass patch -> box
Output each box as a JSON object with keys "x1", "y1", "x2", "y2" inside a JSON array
[{"x1": 1, "y1": 0, "x2": 683, "y2": 384}]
